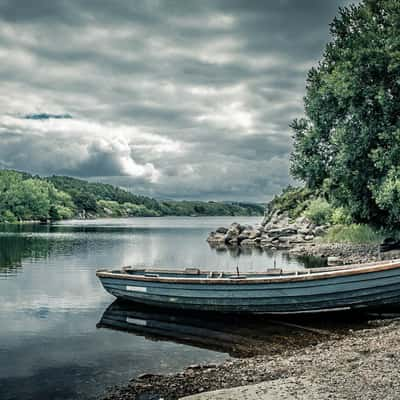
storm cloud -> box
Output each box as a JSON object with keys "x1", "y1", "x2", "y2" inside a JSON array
[{"x1": 0, "y1": 0, "x2": 357, "y2": 201}]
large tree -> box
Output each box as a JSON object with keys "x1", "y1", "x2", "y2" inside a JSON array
[{"x1": 290, "y1": 0, "x2": 400, "y2": 226}]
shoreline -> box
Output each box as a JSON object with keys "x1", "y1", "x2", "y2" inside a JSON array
[
  {"x1": 0, "y1": 215, "x2": 263, "y2": 225},
  {"x1": 206, "y1": 211, "x2": 400, "y2": 265},
  {"x1": 101, "y1": 315, "x2": 400, "y2": 400},
  {"x1": 100, "y1": 215, "x2": 400, "y2": 400}
]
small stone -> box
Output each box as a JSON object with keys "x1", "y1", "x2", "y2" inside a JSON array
[{"x1": 327, "y1": 256, "x2": 342, "y2": 265}]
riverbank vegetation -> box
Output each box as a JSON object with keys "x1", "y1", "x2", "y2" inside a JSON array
[
  {"x1": 268, "y1": 0, "x2": 400, "y2": 243},
  {"x1": 0, "y1": 170, "x2": 264, "y2": 223},
  {"x1": 266, "y1": 185, "x2": 394, "y2": 244}
]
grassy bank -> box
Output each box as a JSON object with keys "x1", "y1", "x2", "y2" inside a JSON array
[{"x1": 321, "y1": 225, "x2": 385, "y2": 244}]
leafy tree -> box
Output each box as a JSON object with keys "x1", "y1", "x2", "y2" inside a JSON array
[
  {"x1": 290, "y1": 0, "x2": 400, "y2": 226},
  {"x1": 72, "y1": 191, "x2": 98, "y2": 214},
  {"x1": 0, "y1": 169, "x2": 264, "y2": 221}
]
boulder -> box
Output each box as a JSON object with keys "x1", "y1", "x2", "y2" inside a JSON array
[
  {"x1": 231, "y1": 222, "x2": 245, "y2": 233},
  {"x1": 266, "y1": 227, "x2": 298, "y2": 237},
  {"x1": 260, "y1": 235, "x2": 273, "y2": 243},
  {"x1": 237, "y1": 233, "x2": 250, "y2": 242},
  {"x1": 240, "y1": 239, "x2": 256, "y2": 246},
  {"x1": 248, "y1": 230, "x2": 262, "y2": 239},
  {"x1": 294, "y1": 215, "x2": 312, "y2": 227},
  {"x1": 298, "y1": 228, "x2": 312, "y2": 235},
  {"x1": 290, "y1": 235, "x2": 307, "y2": 244},
  {"x1": 313, "y1": 226, "x2": 327, "y2": 236},
  {"x1": 207, "y1": 232, "x2": 225, "y2": 243},
  {"x1": 327, "y1": 256, "x2": 342, "y2": 265},
  {"x1": 278, "y1": 236, "x2": 293, "y2": 243},
  {"x1": 225, "y1": 229, "x2": 239, "y2": 241},
  {"x1": 215, "y1": 227, "x2": 228, "y2": 234}
]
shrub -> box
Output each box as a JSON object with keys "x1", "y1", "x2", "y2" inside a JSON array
[
  {"x1": 331, "y1": 207, "x2": 353, "y2": 225},
  {"x1": 267, "y1": 186, "x2": 314, "y2": 219},
  {"x1": 0, "y1": 210, "x2": 17, "y2": 223},
  {"x1": 303, "y1": 198, "x2": 332, "y2": 225}
]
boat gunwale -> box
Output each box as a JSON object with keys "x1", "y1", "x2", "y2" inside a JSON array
[{"x1": 96, "y1": 259, "x2": 400, "y2": 284}]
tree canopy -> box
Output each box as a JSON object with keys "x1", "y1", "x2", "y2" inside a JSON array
[
  {"x1": 290, "y1": 0, "x2": 400, "y2": 226},
  {"x1": 0, "y1": 170, "x2": 264, "y2": 222}
]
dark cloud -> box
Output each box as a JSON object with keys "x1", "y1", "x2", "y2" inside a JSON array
[
  {"x1": 24, "y1": 113, "x2": 73, "y2": 120},
  {"x1": 0, "y1": 0, "x2": 358, "y2": 201}
]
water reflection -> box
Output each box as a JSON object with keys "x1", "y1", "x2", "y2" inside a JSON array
[
  {"x1": 0, "y1": 235, "x2": 50, "y2": 275},
  {"x1": 98, "y1": 300, "x2": 380, "y2": 360},
  {"x1": 208, "y1": 241, "x2": 327, "y2": 269},
  {"x1": 0, "y1": 217, "x2": 329, "y2": 400},
  {"x1": 98, "y1": 300, "x2": 301, "y2": 358},
  {"x1": 98, "y1": 300, "x2": 276, "y2": 358}
]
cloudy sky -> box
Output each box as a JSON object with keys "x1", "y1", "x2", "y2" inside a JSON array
[{"x1": 0, "y1": 0, "x2": 356, "y2": 202}]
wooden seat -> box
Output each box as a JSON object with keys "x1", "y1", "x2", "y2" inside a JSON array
[{"x1": 265, "y1": 268, "x2": 283, "y2": 275}]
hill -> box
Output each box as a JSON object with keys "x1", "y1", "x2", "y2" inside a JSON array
[{"x1": 0, "y1": 170, "x2": 264, "y2": 222}]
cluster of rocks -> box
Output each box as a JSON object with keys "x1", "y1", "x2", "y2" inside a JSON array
[
  {"x1": 207, "y1": 211, "x2": 328, "y2": 250},
  {"x1": 289, "y1": 243, "x2": 380, "y2": 264}
]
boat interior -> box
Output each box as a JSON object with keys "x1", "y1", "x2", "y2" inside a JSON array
[{"x1": 100, "y1": 259, "x2": 400, "y2": 279}]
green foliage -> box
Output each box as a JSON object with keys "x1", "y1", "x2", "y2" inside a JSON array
[
  {"x1": 48, "y1": 175, "x2": 264, "y2": 217},
  {"x1": 97, "y1": 200, "x2": 160, "y2": 217},
  {"x1": 159, "y1": 200, "x2": 264, "y2": 217},
  {"x1": 373, "y1": 170, "x2": 400, "y2": 226},
  {"x1": 323, "y1": 224, "x2": 384, "y2": 244},
  {"x1": 290, "y1": 0, "x2": 400, "y2": 227},
  {"x1": 48, "y1": 175, "x2": 160, "y2": 213},
  {"x1": 267, "y1": 186, "x2": 314, "y2": 219},
  {"x1": 0, "y1": 171, "x2": 72, "y2": 222},
  {"x1": 331, "y1": 207, "x2": 353, "y2": 225},
  {"x1": 303, "y1": 198, "x2": 333, "y2": 225},
  {"x1": 2, "y1": 210, "x2": 17, "y2": 223},
  {"x1": 0, "y1": 169, "x2": 264, "y2": 222}
]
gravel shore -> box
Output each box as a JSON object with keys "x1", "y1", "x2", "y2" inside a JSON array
[
  {"x1": 182, "y1": 317, "x2": 400, "y2": 399},
  {"x1": 101, "y1": 315, "x2": 400, "y2": 400}
]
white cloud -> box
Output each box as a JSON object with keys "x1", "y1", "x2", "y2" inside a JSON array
[
  {"x1": 0, "y1": 115, "x2": 183, "y2": 182},
  {"x1": 0, "y1": 0, "x2": 355, "y2": 200}
]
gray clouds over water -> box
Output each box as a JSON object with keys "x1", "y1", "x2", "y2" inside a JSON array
[{"x1": 0, "y1": 0, "x2": 356, "y2": 201}]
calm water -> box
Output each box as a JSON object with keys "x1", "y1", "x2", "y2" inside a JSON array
[{"x1": 0, "y1": 217, "x2": 324, "y2": 400}]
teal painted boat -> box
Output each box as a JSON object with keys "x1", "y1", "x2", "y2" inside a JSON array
[{"x1": 96, "y1": 259, "x2": 400, "y2": 314}]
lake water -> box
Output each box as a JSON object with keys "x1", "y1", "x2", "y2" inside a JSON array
[{"x1": 0, "y1": 217, "x2": 324, "y2": 400}]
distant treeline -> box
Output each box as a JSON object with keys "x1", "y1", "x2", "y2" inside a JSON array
[{"x1": 0, "y1": 170, "x2": 264, "y2": 222}]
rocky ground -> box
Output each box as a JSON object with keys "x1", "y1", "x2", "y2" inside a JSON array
[
  {"x1": 207, "y1": 211, "x2": 323, "y2": 250},
  {"x1": 206, "y1": 211, "x2": 399, "y2": 265},
  {"x1": 101, "y1": 316, "x2": 400, "y2": 400},
  {"x1": 182, "y1": 318, "x2": 400, "y2": 399}
]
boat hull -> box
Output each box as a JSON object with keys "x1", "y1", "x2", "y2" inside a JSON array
[{"x1": 97, "y1": 264, "x2": 400, "y2": 313}]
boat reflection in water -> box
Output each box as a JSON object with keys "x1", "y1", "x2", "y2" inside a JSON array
[
  {"x1": 98, "y1": 300, "x2": 273, "y2": 357},
  {"x1": 97, "y1": 300, "x2": 378, "y2": 358}
]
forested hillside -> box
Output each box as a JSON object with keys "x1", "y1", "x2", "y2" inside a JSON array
[{"x1": 0, "y1": 170, "x2": 264, "y2": 222}]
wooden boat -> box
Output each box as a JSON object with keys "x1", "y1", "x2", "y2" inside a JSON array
[{"x1": 96, "y1": 259, "x2": 400, "y2": 314}]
